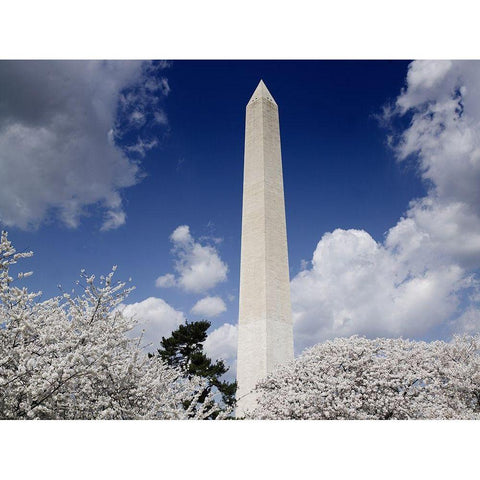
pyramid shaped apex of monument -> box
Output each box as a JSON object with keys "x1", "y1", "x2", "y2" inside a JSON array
[{"x1": 248, "y1": 79, "x2": 277, "y2": 105}]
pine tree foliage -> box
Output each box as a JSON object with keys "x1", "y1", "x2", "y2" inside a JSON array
[
  {"x1": 153, "y1": 320, "x2": 236, "y2": 416},
  {"x1": 0, "y1": 231, "x2": 218, "y2": 420}
]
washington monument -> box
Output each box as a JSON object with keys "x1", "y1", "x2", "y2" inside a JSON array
[{"x1": 236, "y1": 80, "x2": 294, "y2": 417}]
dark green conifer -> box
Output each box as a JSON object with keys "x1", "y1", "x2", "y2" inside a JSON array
[{"x1": 151, "y1": 320, "x2": 236, "y2": 417}]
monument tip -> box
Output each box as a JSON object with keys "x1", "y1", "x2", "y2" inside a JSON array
[{"x1": 248, "y1": 79, "x2": 277, "y2": 105}]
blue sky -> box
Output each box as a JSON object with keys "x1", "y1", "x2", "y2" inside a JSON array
[{"x1": 2, "y1": 60, "x2": 480, "y2": 375}]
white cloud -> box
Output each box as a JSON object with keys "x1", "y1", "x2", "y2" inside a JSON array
[
  {"x1": 101, "y1": 209, "x2": 127, "y2": 232},
  {"x1": 292, "y1": 61, "x2": 480, "y2": 353},
  {"x1": 155, "y1": 273, "x2": 176, "y2": 288},
  {"x1": 129, "y1": 110, "x2": 146, "y2": 127},
  {"x1": 0, "y1": 60, "x2": 168, "y2": 230},
  {"x1": 191, "y1": 296, "x2": 227, "y2": 318},
  {"x1": 385, "y1": 199, "x2": 480, "y2": 271},
  {"x1": 387, "y1": 61, "x2": 480, "y2": 274},
  {"x1": 124, "y1": 137, "x2": 159, "y2": 158},
  {"x1": 156, "y1": 225, "x2": 228, "y2": 293},
  {"x1": 171, "y1": 225, "x2": 192, "y2": 244},
  {"x1": 153, "y1": 110, "x2": 168, "y2": 126},
  {"x1": 452, "y1": 307, "x2": 480, "y2": 335},
  {"x1": 143, "y1": 76, "x2": 170, "y2": 97},
  {"x1": 291, "y1": 229, "x2": 466, "y2": 353},
  {"x1": 203, "y1": 323, "x2": 238, "y2": 381},
  {"x1": 120, "y1": 297, "x2": 185, "y2": 353},
  {"x1": 398, "y1": 60, "x2": 452, "y2": 102}
]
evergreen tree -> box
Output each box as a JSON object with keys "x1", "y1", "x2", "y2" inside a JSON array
[{"x1": 151, "y1": 320, "x2": 236, "y2": 417}]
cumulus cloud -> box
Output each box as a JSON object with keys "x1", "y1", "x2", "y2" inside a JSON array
[
  {"x1": 0, "y1": 60, "x2": 169, "y2": 230},
  {"x1": 291, "y1": 229, "x2": 467, "y2": 353},
  {"x1": 191, "y1": 296, "x2": 227, "y2": 318},
  {"x1": 155, "y1": 225, "x2": 228, "y2": 293},
  {"x1": 171, "y1": 225, "x2": 192, "y2": 244},
  {"x1": 155, "y1": 273, "x2": 176, "y2": 288},
  {"x1": 120, "y1": 297, "x2": 185, "y2": 353},
  {"x1": 203, "y1": 323, "x2": 238, "y2": 381},
  {"x1": 292, "y1": 60, "x2": 480, "y2": 353}
]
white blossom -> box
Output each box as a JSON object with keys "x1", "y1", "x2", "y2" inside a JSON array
[
  {"x1": 247, "y1": 335, "x2": 480, "y2": 420},
  {"x1": 0, "y1": 231, "x2": 219, "y2": 420}
]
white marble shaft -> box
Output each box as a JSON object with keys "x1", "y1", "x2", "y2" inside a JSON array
[{"x1": 236, "y1": 80, "x2": 294, "y2": 417}]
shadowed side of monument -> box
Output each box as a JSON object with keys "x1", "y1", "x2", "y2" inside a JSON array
[{"x1": 236, "y1": 80, "x2": 294, "y2": 418}]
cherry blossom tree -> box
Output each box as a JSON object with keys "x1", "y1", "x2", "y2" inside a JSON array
[
  {"x1": 442, "y1": 334, "x2": 480, "y2": 416},
  {"x1": 247, "y1": 335, "x2": 480, "y2": 420},
  {"x1": 0, "y1": 231, "x2": 218, "y2": 419}
]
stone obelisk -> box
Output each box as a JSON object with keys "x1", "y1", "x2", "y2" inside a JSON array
[{"x1": 236, "y1": 80, "x2": 294, "y2": 417}]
